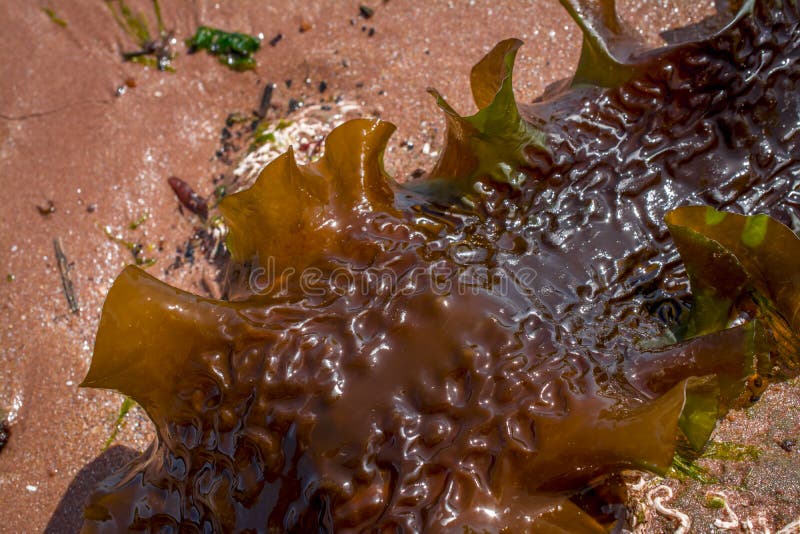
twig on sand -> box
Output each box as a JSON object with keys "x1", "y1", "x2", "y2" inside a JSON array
[{"x1": 54, "y1": 237, "x2": 79, "y2": 313}]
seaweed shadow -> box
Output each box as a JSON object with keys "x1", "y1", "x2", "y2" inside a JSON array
[{"x1": 44, "y1": 445, "x2": 138, "y2": 534}]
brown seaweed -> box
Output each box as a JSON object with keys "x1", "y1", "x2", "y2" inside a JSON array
[{"x1": 81, "y1": 0, "x2": 800, "y2": 531}]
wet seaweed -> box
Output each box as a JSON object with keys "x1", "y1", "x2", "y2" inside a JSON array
[
  {"x1": 186, "y1": 26, "x2": 261, "y2": 71},
  {"x1": 81, "y1": 0, "x2": 800, "y2": 530}
]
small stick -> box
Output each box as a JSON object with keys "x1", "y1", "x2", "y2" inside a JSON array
[
  {"x1": 54, "y1": 238, "x2": 79, "y2": 314},
  {"x1": 256, "y1": 82, "x2": 274, "y2": 118}
]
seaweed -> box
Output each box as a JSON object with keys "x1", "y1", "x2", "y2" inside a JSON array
[
  {"x1": 103, "y1": 223, "x2": 157, "y2": 268},
  {"x1": 669, "y1": 441, "x2": 762, "y2": 484},
  {"x1": 81, "y1": 0, "x2": 800, "y2": 531},
  {"x1": 106, "y1": 0, "x2": 175, "y2": 71},
  {"x1": 186, "y1": 26, "x2": 261, "y2": 71},
  {"x1": 703, "y1": 441, "x2": 761, "y2": 462},
  {"x1": 42, "y1": 7, "x2": 67, "y2": 28},
  {"x1": 102, "y1": 397, "x2": 134, "y2": 450},
  {"x1": 705, "y1": 493, "x2": 726, "y2": 509},
  {"x1": 127, "y1": 212, "x2": 149, "y2": 230},
  {"x1": 411, "y1": 39, "x2": 546, "y2": 200}
]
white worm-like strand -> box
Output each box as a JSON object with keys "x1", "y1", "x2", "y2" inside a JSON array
[
  {"x1": 707, "y1": 491, "x2": 739, "y2": 530},
  {"x1": 777, "y1": 518, "x2": 800, "y2": 534},
  {"x1": 647, "y1": 485, "x2": 691, "y2": 534}
]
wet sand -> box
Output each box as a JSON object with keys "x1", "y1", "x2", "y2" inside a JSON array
[{"x1": 4, "y1": 1, "x2": 781, "y2": 531}]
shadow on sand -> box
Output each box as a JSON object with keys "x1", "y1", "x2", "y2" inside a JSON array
[{"x1": 44, "y1": 445, "x2": 138, "y2": 534}]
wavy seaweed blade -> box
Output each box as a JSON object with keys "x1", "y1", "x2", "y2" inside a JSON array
[
  {"x1": 408, "y1": 39, "x2": 547, "y2": 202},
  {"x1": 666, "y1": 206, "x2": 800, "y2": 375}
]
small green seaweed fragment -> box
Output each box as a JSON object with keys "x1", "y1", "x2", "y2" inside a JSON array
[
  {"x1": 225, "y1": 112, "x2": 252, "y2": 126},
  {"x1": 104, "y1": 226, "x2": 157, "y2": 268},
  {"x1": 107, "y1": 0, "x2": 151, "y2": 45},
  {"x1": 129, "y1": 212, "x2": 150, "y2": 230},
  {"x1": 6, "y1": 274, "x2": 14, "y2": 282},
  {"x1": 103, "y1": 396, "x2": 135, "y2": 450},
  {"x1": 255, "y1": 131, "x2": 275, "y2": 145},
  {"x1": 186, "y1": 26, "x2": 261, "y2": 71},
  {"x1": 669, "y1": 441, "x2": 760, "y2": 484},
  {"x1": 151, "y1": 0, "x2": 165, "y2": 34},
  {"x1": 42, "y1": 7, "x2": 67, "y2": 28},
  {"x1": 702, "y1": 441, "x2": 761, "y2": 461},
  {"x1": 249, "y1": 120, "x2": 294, "y2": 152},
  {"x1": 669, "y1": 453, "x2": 717, "y2": 484},
  {"x1": 705, "y1": 494, "x2": 726, "y2": 509},
  {"x1": 107, "y1": 0, "x2": 175, "y2": 71},
  {"x1": 251, "y1": 124, "x2": 277, "y2": 150}
]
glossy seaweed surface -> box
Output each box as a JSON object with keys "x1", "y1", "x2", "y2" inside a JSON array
[{"x1": 81, "y1": 0, "x2": 800, "y2": 531}]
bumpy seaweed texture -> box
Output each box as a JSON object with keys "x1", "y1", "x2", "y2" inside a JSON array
[{"x1": 81, "y1": 0, "x2": 800, "y2": 531}]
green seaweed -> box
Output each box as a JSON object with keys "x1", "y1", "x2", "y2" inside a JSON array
[
  {"x1": 128, "y1": 212, "x2": 150, "y2": 230},
  {"x1": 705, "y1": 494, "x2": 726, "y2": 509},
  {"x1": 106, "y1": 0, "x2": 175, "y2": 71},
  {"x1": 186, "y1": 26, "x2": 261, "y2": 71},
  {"x1": 661, "y1": 208, "x2": 800, "y2": 462},
  {"x1": 251, "y1": 125, "x2": 277, "y2": 150},
  {"x1": 702, "y1": 441, "x2": 761, "y2": 461},
  {"x1": 42, "y1": 7, "x2": 67, "y2": 28},
  {"x1": 668, "y1": 441, "x2": 761, "y2": 484},
  {"x1": 669, "y1": 453, "x2": 716, "y2": 484},
  {"x1": 103, "y1": 397, "x2": 135, "y2": 450},
  {"x1": 666, "y1": 206, "x2": 800, "y2": 375},
  {"x1": 103, "y1": 226, "x2": 157, "y2": 268}
]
